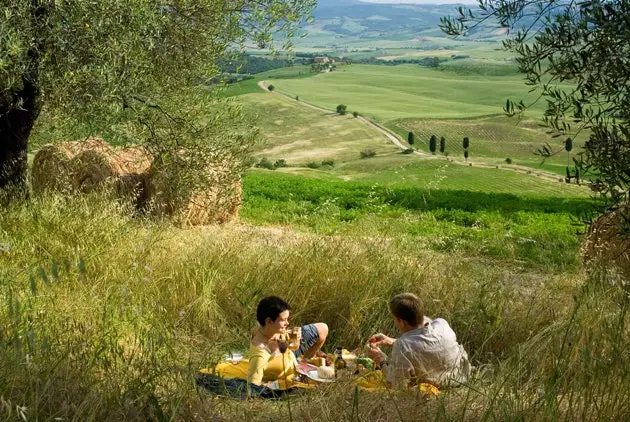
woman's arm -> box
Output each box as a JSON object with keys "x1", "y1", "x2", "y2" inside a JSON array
[{"x1": 247, "y1": 347, "x2": 270, "y2": 386}]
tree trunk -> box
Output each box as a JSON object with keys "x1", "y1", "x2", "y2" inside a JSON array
[
  {"x1": 0, "y1": 2, "x2": 47, "y2": 200},
  {"x1": 0, "y1": 80, "x2": 40, "y2": 199}
]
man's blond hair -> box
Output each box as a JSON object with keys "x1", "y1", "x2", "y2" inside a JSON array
[{"x1": 389, "y1": 293, "x2": 424, "y2": 326}]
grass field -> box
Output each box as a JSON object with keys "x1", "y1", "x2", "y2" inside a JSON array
[
  {"x1": 7, "y1": 14, "x2": 625, "y2": 419},
  {"x1": 266, "y1": 64, "x2": 548, "y2": 122},
  {"x1": 333, "y1": 155, "x2": 588, "y2": 196},
  {"x1": 242, "y1": 170, "x2": 595, "y2": 270},
  {"x1": 0, "y1": 182, "x2": 625, "y2": 420},
  {"x1": 240, "y1": 92, "x2": 398, "y2": 165},
  {"x1": 387, "y1": 116, "x2": 583, "y2": 174}
]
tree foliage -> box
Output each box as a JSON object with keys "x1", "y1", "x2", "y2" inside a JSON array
[
  {"x1": 408, "y1": 131, "x2": 415, "y2": 145},
  {"x1": 0, "y1": 0, "x2": 315, "y2": 197},
  {"x1": 336, "y1": 104, "x2": 347, "y2": 115},
  {"x1": 441, "y1": 0, "x2": 630, "y2": 207},
  {"x1": 429, "y1": 135, "x2": 437, "y2": 154},
  {"x1": 440, "y1": 136, "x2": 446, "y2": 154}
]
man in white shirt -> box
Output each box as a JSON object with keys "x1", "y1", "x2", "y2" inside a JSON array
[{"x1": 367, "y1": 293, "x2": 470, "y2": 388}]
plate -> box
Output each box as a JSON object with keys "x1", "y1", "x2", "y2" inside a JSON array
[
  {"x1": 297, "y1": 361, "x2": 317, "y2": 376},
  {"x1": 306, "y1": 369, "x2": 335, "y2": 383}
]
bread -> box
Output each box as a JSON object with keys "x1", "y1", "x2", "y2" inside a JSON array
[
  {"x1": 342, "y1": 349, "x2": 357, "y2": 361},
  {"x1": 307, "y1": 357, "x2": 326, "y2": 367},
  {"x1": 317, "y1": 365, "x2": 335, "y2": 380}
]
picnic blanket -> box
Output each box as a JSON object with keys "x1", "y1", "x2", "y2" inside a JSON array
[{"x1": 198, "y1": 360, "x2": 439, "y2": 399}]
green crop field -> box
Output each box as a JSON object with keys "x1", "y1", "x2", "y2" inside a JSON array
[
  {"x1": 334, "y1": 155, "x2": 588, "y2": 196},
  {"x1": 265, "y1": 64, "x2": 548, "y2": 122},
  {"x1": 387, "y1": 116, "x2": 584, "y2": 174}
]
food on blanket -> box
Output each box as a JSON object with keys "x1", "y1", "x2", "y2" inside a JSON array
[
  {"x1": 306, "y1": 357, "x2": 326, "y2": 367},
  {"x1": 355, "y1": 357, "x2": 374, "y2": 370},
  {"x1": 317, "y1": 365, "x2": 336, "y2": 380},
  {"x1": 342, "y1": 349, "x2": 357, "y2": 361}
]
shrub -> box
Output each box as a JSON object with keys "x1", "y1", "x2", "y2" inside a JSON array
[
  {"x1": 255, "y1": 157, "x2": 276, "y2": 170},
  {"x1": 295, "y1": 95, "x2": 299, "y2": 101},
  {"x1": 505, "y1": 158, "x2": 513, "y2": 165},
  {"x1": 306, "y1": 161, "x2": 321, "y2": 169},
  {"x1": 360, "y1": 149, "x2": 376, "y2": 159},
  {"x1": 353, "y1": 111, "x2": 359, "y2": 118},
  {"x1": 402, "y1": 148, "x2": 414, "y2": 155},
  {"x1": 267, "y1": 84, "x2": 275, "y2": 91},
  {"x1": 321, "y1": 159, "x2": 335, "y2": 167},
  {"x1": 336, "y1": 104, "x2": 347, "y2": 115},
  {"x1": 274, "y1": 159, "x2": 287, "y2": 168}
]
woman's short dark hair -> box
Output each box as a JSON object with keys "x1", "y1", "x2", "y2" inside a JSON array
[{"x1": 256, "y1": 296, "x2": 291, "y2": 326}]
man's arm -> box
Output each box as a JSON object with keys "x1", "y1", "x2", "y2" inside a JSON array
[{"x1": 369, "y1": 333, "x2": 396, "y2": 347}]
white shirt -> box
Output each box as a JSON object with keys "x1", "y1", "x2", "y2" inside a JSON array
[{"x1": 386, "y1": 317, "x2": 470, "y2": 388}]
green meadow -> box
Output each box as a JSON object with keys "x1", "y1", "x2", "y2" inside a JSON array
[
  {"x1": 3, "y1": 6, "x2": 627, "y2": 420},
  {"x1": 265, "y1": 64, "x2": 547, "y2": 122},
  {"x1": 241, "y1": 92, "x2": 398, "y2": 165}
]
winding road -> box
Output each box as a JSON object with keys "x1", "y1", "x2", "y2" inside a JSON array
[{"x1": 257, "y1": 80, "x2": 578, "y2": 185}]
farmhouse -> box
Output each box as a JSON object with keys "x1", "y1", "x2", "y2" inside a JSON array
[{"x1": 314, "y1": 56, "x2": 333, "y2": 64}]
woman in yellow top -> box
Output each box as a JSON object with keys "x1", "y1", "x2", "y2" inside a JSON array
[{"x1": 247, "y1": 296, "x2": 328, "y2": 386}]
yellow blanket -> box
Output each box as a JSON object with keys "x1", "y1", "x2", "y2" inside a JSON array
[
  {"x1": 201, "y1": 359, "x2": 312, "y2": 390},
  {"x1": 202, "y1": 360, "x2": 439, "y2": 396}
]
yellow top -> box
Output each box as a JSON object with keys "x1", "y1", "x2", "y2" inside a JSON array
[{"x1": 247, "y1": 343, "x2": 298, "y2": 386}]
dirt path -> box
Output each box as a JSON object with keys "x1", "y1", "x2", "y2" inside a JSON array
[{"x1": 257, "y1": 80, "x2": 579, "y2": 185}]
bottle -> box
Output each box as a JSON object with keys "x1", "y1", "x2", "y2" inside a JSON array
[{"x1": 334, "y1": 346, "x2": 347, "y2": 378}]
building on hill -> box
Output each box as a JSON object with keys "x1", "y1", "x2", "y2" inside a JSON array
[{"x1": 314, "y1": 56, "x2": 333, "y2": 64}]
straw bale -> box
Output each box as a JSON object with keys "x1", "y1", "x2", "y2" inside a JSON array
[
  {"x1": 116, "y1": 173, "x2": 152, "y2": 210},
  {"x1": 32, "y1": 138, "x2": 240, "y2": 225},
  {"x1": 31, "y1": 138, "x2": 152, "y2": 196},
  {"x1": 581, "y1": 204, "x2": 630, "y2": 279},
  {"x1": 148, "y1": 161, "x2": 242, "y2": 226}
]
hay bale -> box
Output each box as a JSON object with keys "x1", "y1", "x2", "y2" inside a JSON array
[
  {"x1": 32, "y1": 138, "x2": 240, "y2": 225},
  {"x1": 32, "y1": 138, "x2": 152, "y2": 195},
  {"x1": 148, "y1": 161, "x2": 242, "y2": 226},
  {"x1": 116, "y1": 173, "x2": 153, "y2": 211},
  {"x1": 581, "y1": 205, "x2": 630, "y2": 279},
  {"x1": 70, "y1": 150, "x2": 118, "y2": 192},
  {"x1": 31, "y1": 145, "x2": 77, "y2": 194}
]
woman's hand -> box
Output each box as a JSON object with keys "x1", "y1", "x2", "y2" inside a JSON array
[{"x1": 368, "y1": 333, "x2": 395, "y2": 348}]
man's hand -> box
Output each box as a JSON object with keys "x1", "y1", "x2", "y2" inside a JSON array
[
  {"x1": 366, "y1": 343, "x2": 388, "y2": 365},
  {"x1": 368, "y1": 333, "x2": 395, "y2": 348}
]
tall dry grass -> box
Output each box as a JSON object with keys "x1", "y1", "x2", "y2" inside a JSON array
[{"x1": 0, "y1": 193, "x2": 627, "y2": 420}]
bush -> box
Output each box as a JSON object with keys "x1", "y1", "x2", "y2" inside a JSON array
[
  {"x1": 402, "y1": 148, "x2": 414, "y2": 155},
  {"x1": 505, "y1": 158, "x2": 513, "y2": 165},
  {"x1": 295, "y1": 95, "x2": 299, "y2": 101},
  {"x1": 274, "y1": 159, "x2": 287, "y2": 168},
  {"x1": 353, "y1": 111, "x2": 359, "y2": 118},
  {"x1": 267, "y1": 84, "x2": 275, "y2": 91},
  {"x1": 336, "y1": 104, "x2": 347, "y2": 115},
  {"x1": 321, "y1": 159, "x2": 335, "y2": 167},
  {"x1": 306, "y1": 161, "x2": 321, "y2": 169},
  {"x1": 255, "y1": 157, "x2": 276, "y2": 170},
  {"x1": 360, "y1": 149, "x2": 376, "y2": 159}
]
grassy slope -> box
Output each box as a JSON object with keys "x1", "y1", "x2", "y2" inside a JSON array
[
  {"x1": 267, "y1": 64, "x2": 547, "y2": 122},
  {"x1": 387, "y1": 116, "x2": 582, "y2": 174},
  {"x1": 240, "y1": 92, "x2": 399, "y2": 165}
]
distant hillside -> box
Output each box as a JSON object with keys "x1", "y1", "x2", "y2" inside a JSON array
[{"x1": 299, "y1": 1, "x2": 540, "y2": 50}]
